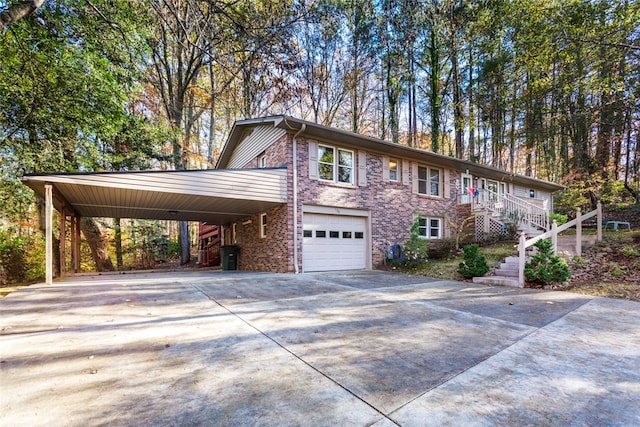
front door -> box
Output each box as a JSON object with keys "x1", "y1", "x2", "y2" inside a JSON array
[{"x1": 461, "y1": 173, "x2": 473, "y2": 203}]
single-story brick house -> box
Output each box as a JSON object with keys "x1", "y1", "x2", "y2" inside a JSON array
[
  {"x1": 22, "y1": 115, "x2": 564, "y2": 281},
  {"x1": 215, "y1": 116, "x2": 564, "y2": 273}
]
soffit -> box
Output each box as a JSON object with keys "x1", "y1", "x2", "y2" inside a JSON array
[{"x1": 22, "y1": 168, "x2": 287, "y2": 225}]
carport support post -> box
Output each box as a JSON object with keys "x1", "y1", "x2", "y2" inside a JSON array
[
  {"x1": 59, "y1": 201, "x2": 66, "y2": 279},
  {"x1": 45, "y1": 183, "x2": 53, "y2": 285},
  {"x1": 72, "y1": 215, "x2": 81, "y2": 273}
]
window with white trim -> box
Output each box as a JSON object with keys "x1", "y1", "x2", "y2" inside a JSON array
[
  {"x1": 259, "y1": 213, "x2": 267, "y2": 238},
  {"x1": 258, "y1": 154, "x2": 267, "y2": 168},
  {"x1": 418, "y1": 217, "x2": 442, "y2": 239},
  {"x1": 417, "y1": 165, "x2": 441, "y2": 197},
  {"x1": 318, "y1": 144, "x2": 354, "y2": 184},
  {"x1": 389, "y1": 158, "x2": 399, "y2": 181}
]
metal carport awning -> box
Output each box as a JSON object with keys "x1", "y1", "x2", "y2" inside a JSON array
[{"x1": 21, "y1": 168, "x2": 288, "y2": 284}]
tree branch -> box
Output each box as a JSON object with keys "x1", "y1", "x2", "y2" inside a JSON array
[{"x1": 0, "y1": 0, "x2": 46, "y2": 29}]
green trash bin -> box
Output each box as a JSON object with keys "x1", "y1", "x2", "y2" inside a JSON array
[{"x1": 220, "y1": 245, "x2": 239, "y2": 270}]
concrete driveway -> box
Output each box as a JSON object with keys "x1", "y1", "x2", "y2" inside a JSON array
[{"x1": 1, "y1": 270, "x2": 638, "y2": 426}]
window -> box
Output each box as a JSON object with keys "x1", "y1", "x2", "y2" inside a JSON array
[
  {"x1": 417, "y1": 166, "x2": 441, "y2": 197},
  {"x1": 418, "y1": 217, "x2": 442, "y2": 239},
  {"x1": 318, "y1": 144, "x2": 354, "y2": 184},
  {"x1": 303, "y1": 230, "x2": 312, "y2": 238},
  {"x1": 329, "y1": 231, "x2": 339, "y2": 238},
  {"x1": 259, "y1": 213, "x2": 267, "y2": 238},
  {"x1": 529, "y1": 189, "x2": 536, "y2": 198},
  {"x1": 389, "y1": 158, "x2": 398, "y2": 181},
  {"x1": 354, "y1": 232, "x2": 364, "y2": 239},
  {"x1": 342, "y1": 231, "x2": 352, "y2": 238},
  {"x1": 258, "y1": 154, "x2": 267, "y2": 168},
  {"x1": 316, "y1": 230, "x2": 326, "y2": 238}
]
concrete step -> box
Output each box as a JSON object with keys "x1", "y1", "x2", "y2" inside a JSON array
[
  {"x1": 473, "y1": 275, "x2": 523, "y2": 288},
  {"x1": 494, "y1": 268, "x2": 518, "y2": 278}
]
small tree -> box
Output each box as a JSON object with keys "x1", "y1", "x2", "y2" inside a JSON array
[
  {"x1": 525, "y1": 239, "x2": 570, "y2": 286},
  {"x1": 457, "y1": 244, "x2": 489, "y2": 279},
  {"x1": 402, "y1": 218, "x2": 429, "y2": 268}
]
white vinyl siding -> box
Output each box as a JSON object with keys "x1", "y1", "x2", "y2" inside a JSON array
[{"x1": 226, "y1": 125, "x2": 287, "y2": 168}]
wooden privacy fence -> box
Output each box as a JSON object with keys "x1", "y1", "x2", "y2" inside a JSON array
[{"x1": 517, "y1": 202, "x2": 603, "y2": 287}]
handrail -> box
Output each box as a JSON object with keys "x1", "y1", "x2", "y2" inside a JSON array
[
  {"x1": 473, "y1": 188, "x2": 549, "y2": 231},
  {"x1": 517, "y1": 202, "x2": 603, "y2": 286}
]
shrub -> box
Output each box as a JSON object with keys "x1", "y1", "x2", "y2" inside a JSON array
[
  {"x1": 428, "y1": 238, "x2": 457, "y2": 259},
  {"x1": 550, "y1": 212, "x2": 568, "y2": 226},
  {"x1": 525, "y1": 239, "x2": 570, "y2": 286},
  {"x1": 0, "y1": 230, "x2": 45, "y2": 286},
  {"x1": 620, "y1": 246, "x2": 640, "y2": 257},
  {"x1": 608, "y1": 262, "x2": 625, "y2": 279},
  {"x1": 402, "y1": 217, "x2": 429, "y2": 268},
  {"x1": 457, "y1": 244, "x2": 489, "y2": 279}
]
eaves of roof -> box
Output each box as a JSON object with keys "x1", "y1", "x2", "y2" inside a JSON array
[{"x1": 218, "y1": 115, "x2": 565, "y2": 193}]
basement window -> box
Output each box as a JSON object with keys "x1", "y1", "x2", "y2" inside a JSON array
[{"x1": 259, "y1": 213, "x2": 267, "y2": 238}]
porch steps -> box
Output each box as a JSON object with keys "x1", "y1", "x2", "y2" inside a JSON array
[{"x1": 472, "y1": 256, "x2": 523, "y2": 288}]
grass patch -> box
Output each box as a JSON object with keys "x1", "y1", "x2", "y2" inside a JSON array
[{"x1": 409, "y1": 241, "x2": 516, "y2": 281}]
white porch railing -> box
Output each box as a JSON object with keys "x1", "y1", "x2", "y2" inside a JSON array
[
  {"x1": 516, "y1": 202, "x2": 603, "y2": 287},
  {"x1": 472, "y1": 188, "x2": 550, "y2": 232}
]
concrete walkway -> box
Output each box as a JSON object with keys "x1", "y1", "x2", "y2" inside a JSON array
[{"x1": 1, "y1": 270, "x2": 638, "y2": 426}]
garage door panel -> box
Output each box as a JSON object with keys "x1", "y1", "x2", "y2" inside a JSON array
[{"x1": 302, "y1": 213, "x2": 367, "y2": 272}]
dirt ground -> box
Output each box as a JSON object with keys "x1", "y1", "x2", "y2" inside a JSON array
[{"x1": 558, "y1": 231, "x2": 640, "y2": 302}]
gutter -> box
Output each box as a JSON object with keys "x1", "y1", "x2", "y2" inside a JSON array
[{"x1": 291, "y1": 123, "x2": 306, "y2": 274}]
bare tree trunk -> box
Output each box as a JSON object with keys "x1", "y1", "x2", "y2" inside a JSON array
[{"x1": 81, "y1": 218, "x2": 115, "y2": 272}]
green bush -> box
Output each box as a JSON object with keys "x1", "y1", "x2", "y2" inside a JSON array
[
  {"x1": 620, "y1": 246, "x2": 640, "y2": 257},
  {"x1": 457, "y1": 244, "x2": 489, "y2": 279},
  {"x1": 402, "y1": 217, "x2": 429, "y2": 268},
  {"x1": 0, "y1": 230, "x2": 45, "y2": 285},
  {"x1": 550, "y1": 212, "x2": 568, "y2": 226},
  {"x1": 525, "y1": 239, "x2": 570, "y2": 286}
]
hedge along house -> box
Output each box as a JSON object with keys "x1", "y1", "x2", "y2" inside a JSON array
[{"x1": 22, "y1": 115, "x2": 564, "y2": 282}]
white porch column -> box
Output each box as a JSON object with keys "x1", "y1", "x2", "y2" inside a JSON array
[{"x1": 45, "y1": 183, "x2": 53, "y2": 285}]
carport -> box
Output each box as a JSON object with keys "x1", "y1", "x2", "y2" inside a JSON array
[{"x1": 21, "y1": 168, "x2": 287, "y2": 284}]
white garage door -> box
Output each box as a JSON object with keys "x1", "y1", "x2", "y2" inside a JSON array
[{"x1": 302, "y1": 213, "x2": 367, "y2": 272}]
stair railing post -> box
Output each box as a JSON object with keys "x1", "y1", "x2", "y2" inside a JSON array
[
  {"x1": 597, "y1": 201, "x2": 603, "y2": 242},
  {"x1": 551, "y1": 220, "x2": 558, "y2": 253},
  {"x1": 518, "y1": 232, "x2": 526, "y2": 287},
  {"x1": 576, "y1": 208, "x2": 582, "y2": 256}
]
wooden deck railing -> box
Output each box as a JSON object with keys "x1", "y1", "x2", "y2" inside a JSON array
[
  {"x1": 472, "y1": 188, "x2": 550, "y2": 232},
  {"x1": 516, "y1": 202, "x2": 603, "y2": 287}
]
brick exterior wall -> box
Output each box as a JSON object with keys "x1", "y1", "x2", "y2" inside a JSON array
[
  {"x1": 295, "y1": 137, "x2": 463, "y2": 268},
  {"x1": 231, "y1": 135, "x2": 294, "y2": 273},
  {"x1": 229, "y1": 132, "x2": 468, "y2": 272},
  {"x1": 233, "y1": 204, "x2": 291, "y2": 272}
]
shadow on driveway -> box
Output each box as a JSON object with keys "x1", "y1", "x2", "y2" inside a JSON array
[{"x1": 1, "y1": 269, "x2": 638, "y2": 426}]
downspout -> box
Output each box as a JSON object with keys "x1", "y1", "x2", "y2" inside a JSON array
[{"x1": 292, "y1": 123, "x2": 306, "y2": 274}]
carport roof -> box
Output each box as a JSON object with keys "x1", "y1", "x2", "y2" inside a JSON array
[{"x1": 21, "y1": 168, "x2": 287, "y2": 225}]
